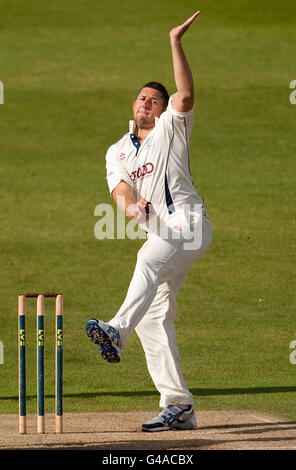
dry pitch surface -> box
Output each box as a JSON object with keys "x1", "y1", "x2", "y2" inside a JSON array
[{"x1": 1, "y1": 410, "x2": 296, "y2": 450}]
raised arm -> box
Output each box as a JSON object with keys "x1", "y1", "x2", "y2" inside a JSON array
[{"x1": 169, "y1": 10, "x2": 200, "y2": 113}]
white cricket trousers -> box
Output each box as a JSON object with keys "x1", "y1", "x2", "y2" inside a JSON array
[{"x1": 109, "y1": 215, "x2": 212, "y2": 408}]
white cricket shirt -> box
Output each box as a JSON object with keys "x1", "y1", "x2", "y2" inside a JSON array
[{"x1": 106, "y1": 95, "x2": 205, "y2": 234}]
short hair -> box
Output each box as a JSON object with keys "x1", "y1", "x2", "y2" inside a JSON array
[{"x1": 140, "y1": 81, "x2": 169, "y2": 107}]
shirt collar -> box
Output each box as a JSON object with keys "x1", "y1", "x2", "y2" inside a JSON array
[
  {"x1": 129, "y1": 120, "x2": 135, "y2": 133},
  {"x1": 128, "y1": 117, "x2": 159, "y2": 133}
]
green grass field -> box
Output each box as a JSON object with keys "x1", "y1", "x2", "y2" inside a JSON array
[{"x1": 1, "y1": 0, "x2": 296, "y2": 421}]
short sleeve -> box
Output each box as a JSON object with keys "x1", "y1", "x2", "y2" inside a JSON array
[
  {"x1": 105, "y1": 144, "x2": 133, "y2": 194},
  {"x1": 159, "y1": 94, "x2": 195, "y2": 140}
]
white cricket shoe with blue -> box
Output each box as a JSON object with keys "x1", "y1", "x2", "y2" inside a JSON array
[
  {"x1": 142, "y1": 405, "x2": 197, "y2": 432},
  {"x1": 86, "y1": 318, "x2": 122, "y2": 363}
]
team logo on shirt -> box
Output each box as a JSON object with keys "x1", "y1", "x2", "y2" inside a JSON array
[
  {"x1": 130, "y1": 162, "x2": 154, "y2": 183},
  {"x1": 120, "y1": 152, "x2": 125, "y2": 161}
]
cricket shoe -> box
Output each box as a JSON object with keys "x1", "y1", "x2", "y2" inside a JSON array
[
  {"x1": 142, "y1": 405, "x2": 197, "y2": 432},
  {"x1": 86, "y1": 318, "x2": 121, "y2": 363}
]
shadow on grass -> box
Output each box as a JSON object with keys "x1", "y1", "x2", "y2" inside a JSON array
[{"x1": 2, "y1": 385, "x2": 296, "y2": 401}]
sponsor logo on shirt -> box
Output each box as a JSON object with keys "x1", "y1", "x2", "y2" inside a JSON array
[
  {"x1": 172, "y1": 225, "x2": 183, "y2": 232},
  {"x1": 130, "y1": 162, "x2": 154, "y2": 183}
]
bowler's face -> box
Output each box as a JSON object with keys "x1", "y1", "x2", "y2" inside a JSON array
[{"x1": 133, "y1": 88, "x2": 166, "y2": 129}]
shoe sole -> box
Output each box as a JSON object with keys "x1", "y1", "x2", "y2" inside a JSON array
[
  {"x1": 86, "y1": 321, "x2": 120, "y2": 363},
  {"x1": 100, "y1": 346, "x2": 120, "y2": 363},
  {"x1": 142, "y1": 423, "x2": 197, "y2": 432}
]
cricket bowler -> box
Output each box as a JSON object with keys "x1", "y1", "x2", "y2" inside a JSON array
[{"x1": 86, "y1": 10, "x2": 212, "y2": 432}]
